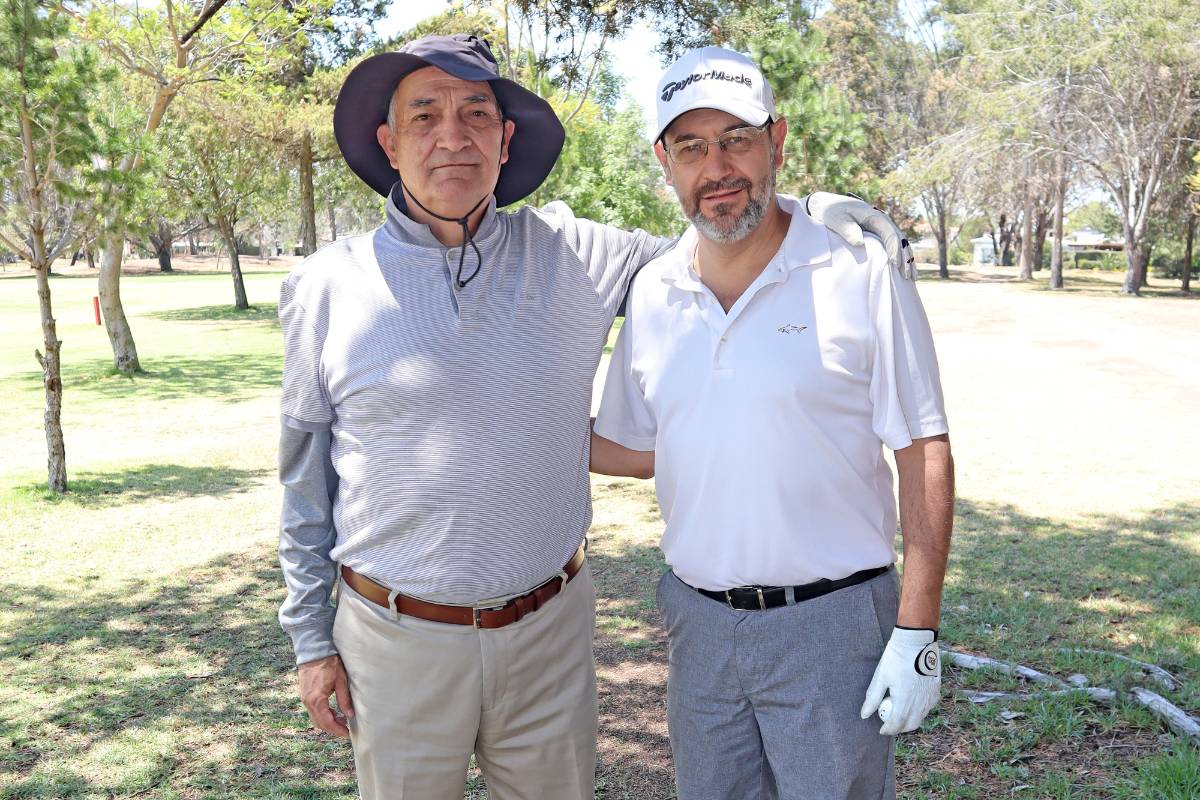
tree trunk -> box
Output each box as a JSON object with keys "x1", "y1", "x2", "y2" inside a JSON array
[
  {"x1": 259, "y1": 226, "x2": 270, "y2": 264},
  {"x1": 157, "y1": 243, "x2": 173, "y2": 272},
  {"x1": 997, "y1": 212, "x2": 1013, "y2": 266},
  {"x1": 299, "y1": 130, "x2": 317, "y2": 255},
  {"x1": 33, "y1": 263, "x2": 67, "y2": 493},
  {"x1": 937, "y1": 211, "x2": 949, "y2": 279},
  {"x1": 1018, "y1": 181, "x2": 1035, "y2": 280},
  {"x1": 98, "y1": 229, "x2": 141, "y2": 373},
  {"x1": 1183, "y1": 215, "x2": 1194, "y2": 293},
  {"x1": 1050, "y1": 163, "x2": 1065, "y2": 290},
  {"x1": 1033, "y1": 207, "x2": 1048, "y2": 271},
  {"x1": 85, "y1": 248, "x2": 95, "y2": 269},
  {"x1": 222, "y1": 223, "x2": 249, "y2": 310},
  {"x1": 1120, "y1": 225, "x2": 1144, "y2": 295},
  {"x1": 328, "y1": 205, "x2": 338, "y2": 242},
  {"x1": 1141, "y1": 242, "x2": 1152, "y2": 288},
  {"x1": 187, "y1": 231, "x2": 198, "y2": 256}
]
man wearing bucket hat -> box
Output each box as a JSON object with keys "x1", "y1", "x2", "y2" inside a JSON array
[
  {"x1": 590, "y1": 46, "x2": 954, "y2": 799},
  {"x1": 276, "y1": 33, "x2": 914, "y2": 799}
]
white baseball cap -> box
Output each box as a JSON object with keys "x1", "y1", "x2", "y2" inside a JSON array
[{"x1": 655, "y1": 46, "x2": 775, "y2": 142}]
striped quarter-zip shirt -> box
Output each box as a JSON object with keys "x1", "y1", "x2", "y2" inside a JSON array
[{"x1": 279, "y1": 192, "x2": 669, "y2": 612}]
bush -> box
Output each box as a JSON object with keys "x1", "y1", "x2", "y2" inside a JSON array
[
  {"x1": 1071, "y1": 250, "x2": 1126, "y2": 270},
  {"x1": 1152, "y1": 258, "x2": 1198, "y2": 280}
]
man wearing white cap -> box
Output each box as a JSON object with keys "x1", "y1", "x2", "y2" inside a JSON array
[{"x1": 590, "y1": 46, "x2": 955, "y2": 799}]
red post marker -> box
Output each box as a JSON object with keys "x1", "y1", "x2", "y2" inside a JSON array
[{"x1": 93, "y1": 296, "x2": 101, "y2": 326}]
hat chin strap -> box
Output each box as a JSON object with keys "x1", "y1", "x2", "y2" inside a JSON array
[
  {"x1": 401, "y1": 186, "x2": 489, "y2": 288},
  {"x1": 399, "y1": 124, "x2": 507, "y2": 289}
]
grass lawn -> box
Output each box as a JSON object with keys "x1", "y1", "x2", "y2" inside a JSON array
[{"x1": 1, "y1": 258, "x2": 1198, "y2": 799}]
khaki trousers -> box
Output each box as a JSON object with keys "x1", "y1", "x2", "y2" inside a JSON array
[{"x1": 332, "y1": 562, "x2": 598, "y2": 800}]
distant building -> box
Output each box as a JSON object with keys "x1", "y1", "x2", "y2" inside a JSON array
[
  {"x1": 971, "y1": 235, "x2": 995, "y2": 266},
  {"x1": 1064, "y1": 228, "x2": 1124, "y2": 252}
]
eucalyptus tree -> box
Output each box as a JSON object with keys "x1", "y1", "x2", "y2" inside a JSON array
[
  {"x1": 953, "y1": 0, "x2": 1200, "y2": 295},
  {"x1": 162, "y1": 89, "x2": 289, "y2": 309},
  {"x1": 66, "y1": 0, "x2": 329, "y2": 372}
]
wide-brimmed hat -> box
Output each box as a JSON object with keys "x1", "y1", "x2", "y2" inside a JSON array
[{"x1": 334, "y1": 34, "x2": 565, "y2": 206}]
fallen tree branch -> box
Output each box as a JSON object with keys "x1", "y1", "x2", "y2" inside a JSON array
[
  {"x1": 1060, "y1": 648, "x2": 1181, "y2": 692},
  {"x1": 961, "y1": 687, "x2": 1117, "y2": 705},
  {"x1": 943, "y1": 648, "x2": 1070, "y2": 688},
  {"x1": 1129, "y1": 687, "x2": 1200, "y2": 745}
]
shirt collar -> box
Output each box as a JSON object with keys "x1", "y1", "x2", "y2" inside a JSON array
[
  {"x1": 382, "y1": 181, "x2": 500, "y2": 249},
  {"x1": 660, "y1": 193, "x2": 833, "y2": 290}
]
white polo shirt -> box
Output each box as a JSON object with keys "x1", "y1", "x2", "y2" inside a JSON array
[{"x1": 593, "y1": 194, "x2": 949, "y2": 591}]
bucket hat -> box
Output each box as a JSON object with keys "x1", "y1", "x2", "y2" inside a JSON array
[{"x1": 334, "y1": 34, "x2": 565, "y2": 206}]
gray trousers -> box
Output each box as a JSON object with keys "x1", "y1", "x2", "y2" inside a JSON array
[{"x1": 656, "y1": 568, "x2": 899, "y2": 800}]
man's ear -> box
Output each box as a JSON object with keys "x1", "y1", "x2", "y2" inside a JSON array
[
  {"x1": 769, "y1": 116, "x2": 788, "y2": 172},
  {"x1": 376, "y1": 124, "x2": 399, "y2": 170},
  {"x1": 654, "y1": 141, "x2": 673, "y2": 187},
  {"x1": 499, "y1": 118, "x2": 516, "y2": 166}
]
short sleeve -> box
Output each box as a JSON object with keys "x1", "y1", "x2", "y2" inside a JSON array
[
  {"x1": 539, "y1": 201, "x2": 675, "y2": 321},
  {"x1": 279, "y1": 277, "x2": 334, "y2": 432},
  {"x1": 594, "y1": 315, "x2": 657, "y2": 451},
  {"x1": 868, "y1": 250, "x2": 949, "y2": 450}
]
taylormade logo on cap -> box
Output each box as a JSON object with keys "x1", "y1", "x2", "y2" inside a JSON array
[
  {"x1": 655, "y1": 46, "x2": 776, "y2": 142},
  {"x1": 661, "y1": 70, "x2": 754, "y2": 103}
]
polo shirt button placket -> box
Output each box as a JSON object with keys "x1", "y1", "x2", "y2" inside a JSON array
[
  {"x1": 714, "y1": 329, "x2": 731, "y2": 371},
  {"x1": 446, "y1": 249, "x2": 468, "y2": 322}
]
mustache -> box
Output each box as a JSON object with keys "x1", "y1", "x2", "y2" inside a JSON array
[{"x1": 692, "y1": 177, "x2": 752, "y2": 206}]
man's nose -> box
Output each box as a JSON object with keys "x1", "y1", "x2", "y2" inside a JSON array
[
  {"x1": 432, "y1": 116, "x2": 472, "y2": 151},
  {"x1": 697, "y1": 142, "x2": 737, "y2": 180}
]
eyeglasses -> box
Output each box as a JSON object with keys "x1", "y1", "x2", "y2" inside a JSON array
[{"x1": 665, "y1": 122, "x2": 772, "y2": 165}]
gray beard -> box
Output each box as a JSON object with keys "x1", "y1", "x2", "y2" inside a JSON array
[{"x1": 687, "y1": 156, "x2": 777, "y2": 244}]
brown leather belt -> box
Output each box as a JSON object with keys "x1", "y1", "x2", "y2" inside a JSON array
[{"x1": 340, "y1": 543, "x2": 586, "y2": 629}]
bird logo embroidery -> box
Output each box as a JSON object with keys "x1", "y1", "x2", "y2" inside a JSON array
[{"x1": 777, "y1": 324, "x2": 807, "y2": 335}]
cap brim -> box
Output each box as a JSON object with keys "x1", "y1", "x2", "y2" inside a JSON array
[
  {"x1": 334, "y1": 52, "x2": 564, "y2": 206},
  {"x1": 655, "y1": 97, "x2": 771, "y2": 142}
]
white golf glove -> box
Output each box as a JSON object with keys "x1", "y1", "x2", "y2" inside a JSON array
[
  {"x1": 805, "y1": 192, "x2": 916, "y2": 279},
  {"x1": 860, "y1": 626, "x2": 941, "y2": 736}
]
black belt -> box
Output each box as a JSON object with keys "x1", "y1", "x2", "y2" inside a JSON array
[{"x1": 696, "y1": 566, "x2": 890, "y2": 611}]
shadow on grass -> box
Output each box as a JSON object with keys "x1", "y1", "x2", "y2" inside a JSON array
[
  {"x1": 3, "y1": 498, "x2": 1196, "y2": 797},
  {"x1": 147, "y1": 303, "x2": 279, "y2": 325},
  {"x1": 0, "y1": 547, "x2": 357, "y2": 798},
  {"x1": 9, "y1": 463, "x2": 270, "y2": 508},
  {"x1": 943, "y1": 498, "x2": 1200, "y2": 706},
  {"x1": 9, "y1": 352, "x2": 283, "y2": 403}
]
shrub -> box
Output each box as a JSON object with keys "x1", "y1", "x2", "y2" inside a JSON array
[{"x1": 1071, "y1": 250, "x2": 1126, "y2": 270}]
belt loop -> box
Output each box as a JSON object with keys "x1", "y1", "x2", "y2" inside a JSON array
[{"x1": 385, "y1": 588, "x2": 401, "y2": 621}]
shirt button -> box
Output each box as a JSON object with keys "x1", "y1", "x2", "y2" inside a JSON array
[{"x1": 719, "y1": 335, "x2": 727, "y2": 343}]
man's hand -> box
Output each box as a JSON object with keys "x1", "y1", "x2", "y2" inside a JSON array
[
  {"x1": 805, "y1": 192, "x2": 916, "y2": 279},
  {"x1": 860, "y1": 627, "x2": 941, "y2": 735},
  {"x1": 299, "y1": 654, "x2": 355, "y2": 738}
]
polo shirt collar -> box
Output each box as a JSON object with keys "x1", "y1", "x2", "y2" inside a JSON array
[
  {"x1": 660, "y1": 193, "x2": 832, "y2": 291},
  {"x1": 383, "y1": 181, "x2": 500, "y2": 249}
]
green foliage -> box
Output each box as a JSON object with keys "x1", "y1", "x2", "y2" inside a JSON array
[
  {"x1": 722, "y1": 8, "x2": 874, "y2": 198},
  {"x1": 1065, "y1": 201, "x2": 1122, "y2": 238},
  {"x1": 0, "y1": 0, "x2": 110, "y2": 263},
  {"x1": 159, "y1": 88, "x2": 290, "y2": 243},
  {"x1": 525, "y1": 101, "x2": 684, "y2": 235},
  {"x1": 1071, "y1": 250, "x2": 1126, "y2": 270}
]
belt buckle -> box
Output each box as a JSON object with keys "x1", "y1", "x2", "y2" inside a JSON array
[
  {"x1": 472, "y1": 604, "x2": 507, "y2": 628},
  {"x1": 725, "y1": 586, "x2": 766, "y2": 611}
]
